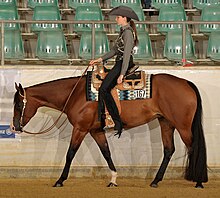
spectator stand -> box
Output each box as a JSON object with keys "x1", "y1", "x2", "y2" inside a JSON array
[{"x1": 0, "y1": 0, "x2": 220, "y2": 66}]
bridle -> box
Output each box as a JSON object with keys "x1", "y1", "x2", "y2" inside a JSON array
[
  {"x1": 18, "y1": 88, "x2": 27, "y2": 128},
  {"x1": 12, "y1": 65, "x2": 90, "y2": 135}
]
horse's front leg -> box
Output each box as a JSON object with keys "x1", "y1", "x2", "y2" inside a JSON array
[
  {"x1": 90, "y1": 131, "x2": 118, "y2": 187},
  {"x1": 53, "y1": 127, "x2": 87, "y2": 187}
]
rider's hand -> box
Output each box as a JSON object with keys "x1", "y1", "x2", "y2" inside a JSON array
[
  {"x1": 89, "y1": 57, "x2": 103, "y2": 65},
  {"x1": 117, "y1": 75, "x2": 124, "y2": 84}
]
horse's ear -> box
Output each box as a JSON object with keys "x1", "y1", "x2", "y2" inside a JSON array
[
  {"x1": 15, "y1": 83, "x2": 23, "y2": 93},
  {"x1": 18, "y1": 83, "x2": 24, "y2": 95},
  {"x1": 19, "y1": 83, "x2": 23, "y2": 90},
  {"x1": 15, "y1": 82, "x2": 19, "y2": 91}
]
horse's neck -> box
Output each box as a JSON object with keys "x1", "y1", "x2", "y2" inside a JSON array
[{"x1": 27, "y1": 77, "x2": 81, "y2": 111}]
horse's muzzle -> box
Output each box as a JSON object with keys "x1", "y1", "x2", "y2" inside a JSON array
[{"x1": 10, "y1": 122, "x2": 23, "y2": 134}]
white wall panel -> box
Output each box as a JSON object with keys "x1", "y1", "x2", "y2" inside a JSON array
[{"x1": 0, "y1": 67, "x2": 220, "y2": 170}]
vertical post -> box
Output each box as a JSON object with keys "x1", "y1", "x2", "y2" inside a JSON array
[
  {"x1": 182, "y1": 22, "x2": 186, "y2": 66},
  {"x1": 23, "y1": 0, "x2": 28, "y2": 8},
  {"x1": 1, "y1": 22, "x2": 4, "y2": 66},
  {"x1": 91, "y1": 22, "x2": 95, "y2": 59}
]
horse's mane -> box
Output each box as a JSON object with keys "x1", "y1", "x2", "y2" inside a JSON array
[
  {"x1": 28, "y1": 75, "x2": 86, "y2": 88},
  {"x1": 13, "y1": 75, "x2": 86, "y2": 104}
]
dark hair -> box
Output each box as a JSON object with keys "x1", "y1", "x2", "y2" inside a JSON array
[{"x1": 126, "y1": 17, "x2": 139, "y2": 46}]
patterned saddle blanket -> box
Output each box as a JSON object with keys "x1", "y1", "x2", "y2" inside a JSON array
[{"x1": 86, "y1": 69, "x2": 152, "y2": 101}]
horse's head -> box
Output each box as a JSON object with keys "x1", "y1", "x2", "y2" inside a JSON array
[{"x1": 11, "y1": 83, "x2": 27, "y2": 133}]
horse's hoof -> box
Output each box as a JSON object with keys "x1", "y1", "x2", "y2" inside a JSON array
[
  {"x1": 150, "y1": 183, "x2": 158, "y2": 188},
  {"x1": 195, "y1": 183, "x2": 204, "y2": 189},
  {"x1": 107, "y1": 182, "x2": 118, "y2": 187},
  {"x1": 53, "y1": 182, "x2": 63, "y2": 187}
]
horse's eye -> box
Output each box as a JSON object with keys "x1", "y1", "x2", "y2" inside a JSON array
[{"x1": 16, "y1": 102, "x2": 23, "y2": 109}]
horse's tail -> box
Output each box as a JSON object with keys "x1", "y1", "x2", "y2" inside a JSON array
[{"x1": 185, "y1": 81, "x2": 208, "y2": 183}]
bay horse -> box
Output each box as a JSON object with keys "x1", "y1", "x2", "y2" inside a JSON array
[{"x1": 11, "y1": 71, "x2": 208, "y2": 188}]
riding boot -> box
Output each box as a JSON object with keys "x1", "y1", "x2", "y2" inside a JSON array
[{"x1": 100, "y1": 89, "x2": 123, "y2": 138}]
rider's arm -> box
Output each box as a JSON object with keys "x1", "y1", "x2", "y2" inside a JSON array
[
  {"x1": 89, "y1": 48, "x2": 116, "y2": 65},
  {"x1": 120, "y1": 29, "x2": 134, "y2": 76},
  {"x1": 101, "y1": 47, "x2": 117, "y2": 61}
]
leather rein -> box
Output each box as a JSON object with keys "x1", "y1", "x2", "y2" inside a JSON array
[{"x1": 14, "y1": 65, "x2": 90, "y2": 135}]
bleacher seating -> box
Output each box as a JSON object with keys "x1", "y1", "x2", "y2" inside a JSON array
[
  {"x1": 0, "y1": 0, "x2": 17, "y2": 6},
  {"x1": 68, "y1": 0, "x2": 100, "y2": 9},
  {"x1": 157, "y1": 5, "x2": 187, "y2": 33},
  {"x1": 32, "y1": 6, "x2": 62, "y2": 32},
  {"x1": 0, "y1": 4, "x2": 20, "y2": 30},
  {"x1": 110, "y1": 0, "x2": 142, "y2": 8},
  {"x1": 28, "y1": 0, "x2": 59, "y2": 9},
  {"x1": 200, "y1": 5, "x2": 220, "y2": 33},
  {"x1": 151, "y1": 0, "x2": 182, "y2": 9},
  {"x1": 74, "y1": 5, "x2": 104, "y2": 33},
  {"x1": 0, "y1": 30, "x2": 24, "y2": 60},
  {"x1": 163, "y1": 31, "x2": 196, "y2": 62},
  {"x1": 36, "y1": 30, "x2": 68, "y2": 60},
  {"x1": 0, "y1": 0, "x2": 219, "y2": 65},
  {"x1": 193, "y1": 0, "x2": 220, "y2": 10},
  {"x1": 79, "y1": 31, "x2": 109, "y2": 59},
  {"x1": 207, "y1": 32, "x2": 220, "y2": 62}
]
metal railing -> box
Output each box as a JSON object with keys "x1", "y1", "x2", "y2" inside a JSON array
[{"x1": 1, "y1": 19, "x2": 220, "y2": 66}]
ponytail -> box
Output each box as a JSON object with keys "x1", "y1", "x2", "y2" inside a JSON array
[{"x1": 129, "y1": 20, "x2": 139, "y2": 46}]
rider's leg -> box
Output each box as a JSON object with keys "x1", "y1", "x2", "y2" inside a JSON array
[{"x1": 98, "y1": 61, "x2": 123, "y2": 136}]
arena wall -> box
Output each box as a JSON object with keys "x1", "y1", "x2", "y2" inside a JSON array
[{"x1": 0, "y1": 66, "x2": 220, "y2": 179}]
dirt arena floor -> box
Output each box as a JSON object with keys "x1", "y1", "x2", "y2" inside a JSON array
[{"x1": 0, "y1": 178, "x2": 219, "y2": 198}]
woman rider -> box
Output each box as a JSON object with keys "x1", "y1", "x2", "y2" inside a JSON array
[{"x1": 89, "y1": 6, "x2": 139, "y2": 138}]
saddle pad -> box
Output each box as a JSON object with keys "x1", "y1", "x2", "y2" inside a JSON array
[{"x1": 86, "y1": 71, "x2": 152, "y2": 101}]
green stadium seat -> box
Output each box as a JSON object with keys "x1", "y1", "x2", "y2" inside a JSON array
[
  {"x1": 0, "y1": 0, "x2": 17, "y2": 6},
  {"x1": 130, "y1": 6, "x2": 146, "y2": 32},
  {"x1": 200, "y1": 5, "x2": 220, "y2": 33},
  {"x1": 207, "y1": 32, "x2": 220, "y2": 61},
  {"x1": 32, "y1": 6, "x2": 62, "y2": 32},
  {"x1": 36, "y1": 30, "x2": 68, "y2": 60},
  {"x1": 74, "y1": 5, "x2": 104, "y2": 33},
  {"x1": 0, "y1": 5, "x2": 20, "y2": 30},
  {"x1": 0, "y1": 30, "x2": 24, "y2": 60},
  {"x1": 79, "y1": 32, "x2": 109, "y2": 60},
  {"x1": 163, "y1": 31, "x2": 196, "y2": 61},
  {"x1": 28, "y1": 0, "x2": 58, "y2": 9},
  {"x1": 151, "y1": 0, "x2": 182, "y2": 9},
  {"x1": 110, "y1": 0, "x2": 142, "y2": 7},
  {"x1": 193, "y1": 0, "x2": 219, "y2": 10},
  {"x1": 157, "y1": 6, "x2": 187, "y2": 33},
  {"x1": 133, "y1": 32, "x2": 153, "y2": 61},
  {"x1": 68, "y1": 0, "x2": 100, "y2": 9}
]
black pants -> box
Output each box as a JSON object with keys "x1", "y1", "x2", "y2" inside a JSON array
[{"x1": 98, "y1": 57, "x2": 134, "y2": 129}]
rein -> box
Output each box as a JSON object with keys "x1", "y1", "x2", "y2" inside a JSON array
[{"x1": 17, "y1": 65, "x2": 90, "y2": 135}]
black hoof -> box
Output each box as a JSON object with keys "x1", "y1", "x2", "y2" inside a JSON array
[
  {"x1": 107, "y1": 182, "x2": 118, "y2": 187},
  {"x1": 53, "y1": 182, "x2": 63, "y2": 187},
  {"x1": 195, "y1": 182, "x2": 204, "y2": 188},
  {"x1": 150, "y1": 183, "x2": 158, "y2": 188}
]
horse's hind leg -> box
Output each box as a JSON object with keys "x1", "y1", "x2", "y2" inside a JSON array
[
  {"x1": 90, "y1": 131, "x2": 118, "y2": 187},
  {"x1": 150, "y1": 118, "x2": 175, "y2": 188},
  {"x1": 54, "y1": 128, "x2": 88, "y2": 187}
]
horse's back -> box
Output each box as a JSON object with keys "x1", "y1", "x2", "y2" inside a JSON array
[{"x1": 152, "y1": 73, "x2": 196, "y2": 98}]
